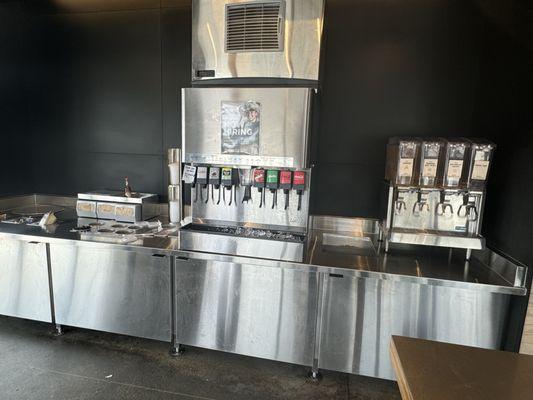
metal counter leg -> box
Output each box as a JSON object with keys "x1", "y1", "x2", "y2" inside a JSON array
[{"x1": 466, "y1": 248, "x2": 472, "y2": 261}]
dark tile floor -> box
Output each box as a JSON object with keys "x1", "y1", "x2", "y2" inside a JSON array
[{"x1": 0, "y1": 316, "x2": 401, "y2": 399}]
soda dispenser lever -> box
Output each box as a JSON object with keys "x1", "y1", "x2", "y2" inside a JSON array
[
  {"x1": 253, "y1": 168, "x2": 266, "y2": 208},
  {"x1": 221, "y1": 167, "x2": 234, "y2": 206},
  {"x1": 183, "y1": 165, "x2": 197, "y2": 202},
  {"x1": 266, "y1": 170, "x2": 279, "y2": 209},
  {"x1": 293, "y1": 171, "x2": 306, "y2": 211},
  {"x1": 240, "y1": 169, "x2": 253, "y2": 203},
  {"x1": 208, "y1": 167, "x2": 221, "y2": 205},
  {"x1": 196, "y1": 167, "x2": 209, "y2": 203},
  {"x1": 279, "y1": 170, "x2": 292, "y2": 210}
]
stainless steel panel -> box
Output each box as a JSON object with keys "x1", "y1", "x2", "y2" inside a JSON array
[
  {"x1": 192, "y1": 0, "x2": 324, "y2": 81},
  {"x1": 179, "y1": 229, "x2": 304, "y2": 262},
  {"x1": 473, "y1": 247, "x2": 527, "y2": 288},
  {"x1": 175, "y1": 258, "x2": 318, "y2": 366},
  {"x1": 309, "y1": 215, "x2": 381, "y2": 236},
  {"x1": 50, "y1": 243, "x2": 171, "y2": 342},
  {"x1": 78, "y1": 191, "x2": 158, "y2": 205},
  {"x1": 0, "y1": 238, "x2": 52, "y2": 322},
  {"x1": 389, "y1": 229, "x2": 485, "y2": 250},
  {"x1": 182, "y1": 87, "x2": 312, "y2": 169},
  {"x1": 318, "y1": 275, "x2": 510, "y2": 380},
  {"x1": 191, "y1": 181, "x2": 310, "y2": 229}
]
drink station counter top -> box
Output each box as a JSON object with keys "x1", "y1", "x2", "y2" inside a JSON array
[{"x1": 0, "y1": 194, "x2": 525, "y2": 296}]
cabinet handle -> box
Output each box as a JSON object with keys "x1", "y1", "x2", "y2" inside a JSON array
[
  {"x1": 329, "y1": 273, "x2": 344, "y2": 279},
  {"x1": 28, "y1": 241, "x2": 40, "y2": 245},
  {"x1": 177, "y1": 256, "x2": 189, "y2": 261},
  {"x1": 152, "y1": 254, "x2": 166, "y2": 258}
]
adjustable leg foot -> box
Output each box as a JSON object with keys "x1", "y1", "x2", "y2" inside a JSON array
[
  {"x1": 169, "y1": 344, "x2": 184, "y2": 357},
  {"x1": 53, "y1": 324, "x2": 63, "y2": 337},
  {"x1": 307, "y1": 368, "x2": 322, "y2": 382}
]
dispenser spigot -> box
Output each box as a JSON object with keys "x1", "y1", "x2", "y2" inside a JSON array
[
  {"x1": 436, "y1": 190, "x2": 454, "y2": 216},
  {"x1": 412, "y1": 190, "x2": 430, "y2": 216},
  {"x1": 458, "y1": 193, "x2": 478, "y2": 222}
]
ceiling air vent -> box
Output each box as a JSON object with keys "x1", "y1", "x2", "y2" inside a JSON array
[{"x1": 225, "y1": 1, "x2": 285, "y2": 53}]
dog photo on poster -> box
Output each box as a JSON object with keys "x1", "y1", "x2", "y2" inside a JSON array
[{"x1": 221, "y1": 100, "x2": 261, "y2": 155}]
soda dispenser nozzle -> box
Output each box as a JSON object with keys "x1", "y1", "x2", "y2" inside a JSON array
[
  {"x1": 208, "y1": 167, "x2": 221, "y2": 205},
  {"x1": 293, "y1": 171, "x2": 306, "y2": 211},
  {"x1": 182, "y1": 165, "x2": 198, "y2": 201},
  {"x1": 221, "y1": 167, "x2": 236, "y2": 206},
  {"x1": 253, "y1": 168, "x2": 266, "y2": 208},
  {"x1": 266, "y1": 170, "x2": 280, "y2": 209},
  {"x1": 239, "y1": 169, "x2": 253, "y2": 203},
  {"x1": 279, "y1": 170, "x2": 292, "y2": 210},
  {"x1": 196, "y1": 166, "x2": 209, "y2": 203}
]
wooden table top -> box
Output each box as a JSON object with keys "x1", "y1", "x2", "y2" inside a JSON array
[{"x1": 390, "y1": 336, "x2": 533, "y2": 400}]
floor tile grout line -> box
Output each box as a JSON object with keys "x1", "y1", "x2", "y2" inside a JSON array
[{"x1": 29, "y1": 365, "x2": 217, "y2": 400}]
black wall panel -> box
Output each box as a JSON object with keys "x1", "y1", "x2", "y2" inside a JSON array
[
  {"x1": 0, "y1": 2, "x2": 32, "y2": 195},
  {"x1": 26, "y1": 7, "x2": 164, "y2": 195},
  {"x1": 312, "y1": 0, "x2": 484, "y2": 217}
]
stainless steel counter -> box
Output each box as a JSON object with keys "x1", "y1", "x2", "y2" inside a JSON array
[
  {"x1": 0, "y1": 195, "x2": 525, "y2": 295},
  {"x1": 0, "y1": 194, "x2": 528, "y2": 380}
]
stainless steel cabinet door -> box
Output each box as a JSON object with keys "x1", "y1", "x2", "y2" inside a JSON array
[
  {"x1": 0, "y1": 238, "x2": 52, "y2": 322},
  {"x1": 175, "y1": 258, "x2": 318, "y2": 366},
  {"x1": 318, "y1": 275, "x2": 510, "y2": 380},
  {"x1": 50, "y1": 244, "x2": 171, "y2": 342}
]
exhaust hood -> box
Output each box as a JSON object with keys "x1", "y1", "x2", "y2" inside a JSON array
[{"x1": 192, "y1": 0, "x2": 325, "y2": 82}]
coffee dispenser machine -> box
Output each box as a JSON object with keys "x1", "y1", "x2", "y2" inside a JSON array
[
  {"x1": 179, "y1": 87, "x2": 313, "y2": 263},
  {"x1": 384, "y1": 137, "x2": 496, "y2": 259}
]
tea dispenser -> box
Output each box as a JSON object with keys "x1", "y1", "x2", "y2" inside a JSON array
[{"x1": 384, "y1": 136, "x2": 495, "y2": 260}]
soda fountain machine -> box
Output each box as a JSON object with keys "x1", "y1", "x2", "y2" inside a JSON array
[
  {"x1": 384, "y1": 137, "x2": 496, "y2": 260},
  {"x1": 179, "y1": 87, "x2": 313, "y2": 263}
]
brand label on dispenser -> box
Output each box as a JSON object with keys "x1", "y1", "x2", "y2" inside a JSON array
[
  {"x1": 447, "y1": 160, "x2": 464, "y2": 179},
  {"x1": 472, "y1": 160, "x2": 490, "y2": 180},
  {"x1": 422, "y1": 159, "x2": 438, "y2": 178},
  {"x1": 253, "y1": 169, "x2": 266, "y2": 187},
  {"x1": 221, "y1": 167, "x2": 232, "y2": 186},
  {"x1": 209, "y1": 168, "x2": 221, "y2": 183},
  {"x1": 293, "y1": 171, "x2": 306, "y2": 190},
  {"x1": 266, "y1": 170, "x2": 279, "y2": 189},
  {"x1": 280, "y1": 170, "x2": 292, "y2": 189},
  {"x1": 398, "y1": 158, "x2": 414, "y2": 178},
  {"x1": 196, "y1": 167, "x2": 208, "y2": 185},
  {"x1": 183, "y1": 165, "x2": 197, "y2": 184}
]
